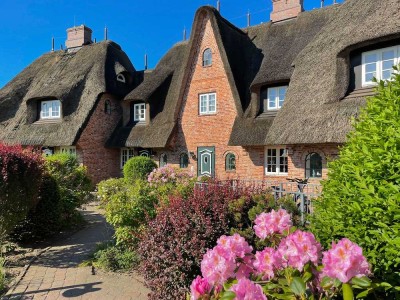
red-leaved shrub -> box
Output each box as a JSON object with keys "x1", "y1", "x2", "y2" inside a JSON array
[
  {"x1": 138, "y1": 182, "x2": 256, "y2": 299},
  {"x1": 0, "y1": 143, "x2": 44, "y2": 238}
]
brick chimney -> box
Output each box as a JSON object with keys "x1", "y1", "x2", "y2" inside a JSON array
[
  {"x1": 65, "y1": 25, "x2": 92, "y2": 49},
  {"x1": 270, "y1": 0, "x2": 304, "y2": 23}
]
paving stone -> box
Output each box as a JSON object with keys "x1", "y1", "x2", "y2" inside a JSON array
[{"x1": 3, "y1": 206, "x2": 150, "y2": 300}]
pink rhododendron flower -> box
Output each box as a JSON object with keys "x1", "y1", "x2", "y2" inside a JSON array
[
  {"x1": 190, "y1": 276, "x2": 212, "y2": 300},
  {"x1": 253, "y1": 247, "x2": 279, "y2": 280},
  {"x1": 200, "y1": 246, "x2": 236, "y2": 285},
  {"x1": 277, "y1": 230, "x2": 321, "y2": 271},
  {"x1": 217, "y1": 234, "x2": 253, "y2": 259},
  {"x1": 253, "y1": 209, "x2": 292, "y2": 240},
  {"x1": 322, "y1": 238, "x2": 370, "y2": 283},
  {"x1": 236, "y1": 255, "x2": 255, "y2": 280},
  {"x1": 231, "y1": 278, "x2": 267, "y2": 300}
]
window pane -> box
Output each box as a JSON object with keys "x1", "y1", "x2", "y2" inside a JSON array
[
  {"x1": 382, "y1": 60, "x2": 395, "y2": 71},
  {"x1": 382, "y1": 70, "x2": 392, "y2": 80},
  {"x1": 365, "y1": 63, "x2": 376, "y2": 73},
  {"x1": 365, "y1": 73, "x2": 375, "y2": 82},
  {"x1": 268, "y1": 89, "x2": 276, "y2": 109},
  {"x1": 208, "y1": 96, "x2": 216, "y2": 112},
  {"x1": 365, "y1": 53, "x2": 377, "y2": 64},
  {"x1": 382, "y1": 50, "x2": 395, "y2": 61}
]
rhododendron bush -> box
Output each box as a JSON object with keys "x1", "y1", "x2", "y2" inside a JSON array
[{"x1": 190, "y1": 209, "x2": 391, "y2": 300}]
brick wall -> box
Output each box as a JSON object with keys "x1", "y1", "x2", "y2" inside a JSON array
[{"x1": 76, "y1": 94, "x2": 122, "y2": 184}]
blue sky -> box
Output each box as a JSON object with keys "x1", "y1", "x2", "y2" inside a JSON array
[{"x1": 0, "y1": 0, "x2": 342, "y2": 88}]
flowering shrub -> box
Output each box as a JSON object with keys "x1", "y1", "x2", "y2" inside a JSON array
[
  {"x1": 138, "y1": 182, "x2": 255, "y2": 300},
  {"x1": 190, "y1": 209, "x2": 388, "y2": 300},
  {"x1": 148, "y1": 164, "x2": 196, "y2": 203},
  {"x1": 0, "y1": 144, "x2": 44, "y2": 239}
]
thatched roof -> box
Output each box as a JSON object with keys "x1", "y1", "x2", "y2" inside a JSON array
[
  {"x1": 107, "y1": 41, "x2": 188, "y2": 148},
  {"x1": 266, "y1": 0, "x2": 400, "y2": 145},
  {"x1": 0, "y1": 41, "x2": 135, "y2": 146}
]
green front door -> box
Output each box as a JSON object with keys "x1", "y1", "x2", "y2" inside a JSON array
[{"x1": 197, "y1": 146, "x2": 215, "y2": 177}]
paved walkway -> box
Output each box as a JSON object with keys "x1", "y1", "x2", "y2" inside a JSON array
[{"x1": 2, "y1": 205, "x2": 149, "y2": 300}]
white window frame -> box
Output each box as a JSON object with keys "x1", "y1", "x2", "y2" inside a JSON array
[
  {"x1": 267, "y1": 86, "x2": 287, "y2": 111},
  {"x1": 58, "y1": 146, "x2": 76, "y2": 156},
  {"x1": 265, "y1": 147, "x2": 288, "y2": 176},
  {"x1": 199, "y1": 93, "x2": 217, "y2": 115},
  {"x1": 133, "y1": 103, "x2": 146, "y2": 122},
  {"x1": 121, "y1": 148, "x2": 135, "y2": 169},
  {"x1": 362, "y1": 46, "x2": 399, "y2": 87},
  {"x1": 40, "y1": 100, "x2": 61, "y2": 119}
]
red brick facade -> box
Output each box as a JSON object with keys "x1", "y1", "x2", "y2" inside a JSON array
[
  {"x1": 147, "y1": 15, "x2": 341, "y2": 183},
  {"x1": 76, "y1": 94, "x2": 121, "y2": 184}
]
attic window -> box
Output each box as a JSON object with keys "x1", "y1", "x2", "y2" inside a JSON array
[
  {"x1": 362, "y1": 46, "x2": 399, "y2": 86},
  {"x1": 133, "y1": 103, "x2": 146, "y2": 122},
  {"x1": 40, "y1": 100, "x2": 61, "y2": 119},
  {"x1": 267, "y1": 86, "x2": 287, "y2": 110},
  {"x1": 203, "y1": 48, "x2": 212, "y2": 67},
  {"x1": 117, "y1": 73, "x2": 126, "y2": 83}
]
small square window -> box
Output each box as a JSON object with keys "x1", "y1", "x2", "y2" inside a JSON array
[
  {"x1": 267, "y1": 86, "x2": 287, "y2": 111},
  {"x1": 199, "y1": 93, "x2": 217, "y2": 115},
  {"x1": 40, "y1": 100, "x2": 61, "y2": 119}
]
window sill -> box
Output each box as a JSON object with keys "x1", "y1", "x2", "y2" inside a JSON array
[
  {"x1": 226, "y1": 170, "x2": 236, "y2": 173},
  {"x1": 199, "y1": 113, "x2": 217, "y2": 116},
  {"x1": 265, "y1": 173, "x2": 288, "y2": 177},
  {"x1": 34, "y1": 119, "x2": 62, "y2": 124}
]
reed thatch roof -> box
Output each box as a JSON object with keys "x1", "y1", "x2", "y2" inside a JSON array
[
  {"x1": 107, "y1": 41, "x2": 188, "y2": 148},
  {"x1": 0, "y1": 41, "x2": 135, "y2": 146},
  {"x1": 266, "y1": 0, "x2": 400, "y2": 145}
]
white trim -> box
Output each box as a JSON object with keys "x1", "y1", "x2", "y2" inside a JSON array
[
  {"x1": 40, "y1": 100, "x2": 61, "y2": 119},
  {"x1": 117, "y1": 73, "x2": 126, "y2": 83},
  {"x1": 199, "y1": 92, "x2": 217, "y2": 115},
  {"x1": 362, "y1": 45, "x2": 399, "y2": 87},
  {"x1": 264, "y1": 147, "x2": 288, "y2": 176},
  {"x1": 121, "y1": 148, "x2": 135, "y2": 169},
  {"x1": 267, "y1": 86, "x2": 287, "y2": 110},
  {"x1": 133, "y1": 103, "x2": 146, "y2": 122}
]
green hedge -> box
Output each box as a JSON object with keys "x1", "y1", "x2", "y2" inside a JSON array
[{"x1": 123, "y1": 156, "x2": 157, "y2": 182}]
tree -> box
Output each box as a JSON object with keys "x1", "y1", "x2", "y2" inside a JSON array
[{"x1": 311, "y1": 66, "x2": 400, "y2": 287}]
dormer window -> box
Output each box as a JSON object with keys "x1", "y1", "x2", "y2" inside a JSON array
[
  {"x1": 117, "y1": 73, "x2": 126, "y2": 83},
  {"x1": 203, "y1": 48, "x2": 212, "y2": 67},
  {"x1": 133, "y1": 103, "x2": 146, "y2": 122},
  {"x1": 362, "y1": 46, "x2": 399, "y2": 86},
  {"x1": 267, "y1": 86, "x2": 287, "y2": 110},
  {"x1": 40, "y1": 100, "x2": 61, "y2": 119}
]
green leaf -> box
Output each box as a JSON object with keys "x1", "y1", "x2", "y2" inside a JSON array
[
  {"x1": 289, "y1": 277, "x2": 306, "y2": 296},
  {"x1": 271, "y1": 293, "x2": 296, "y2": 300},
  {"x1": 356, "y1": 289, "x2": 371, "y2": 299},
  {"x1": 351, "y1": 277, "x2": 371, "y2": 288},
  {"x1": 302, "y1": 270, "x2": 313, "y2": 282},
  {"x1": 320, "y1": 276, "x2": 334, "y2": 290},
  {"x1": 220, "y1": 291, "x2": 236, "y2": 300},
  {"x1": 343, "y1": 283, "x2": 354, "y2": 300}
]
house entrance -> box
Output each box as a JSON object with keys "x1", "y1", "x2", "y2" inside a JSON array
[{"x1": 197, "y1": 146, "x2": 215, "y2": 177}]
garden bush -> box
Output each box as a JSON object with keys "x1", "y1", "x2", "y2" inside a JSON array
[
  {"x1": 138, "y1": 181, "x2": 296, "y2": 299},
  {"x1": 11, "y1": 174, "x2": 62, "y2": 242},
  {"x1": 45, "y1": 153, "x2": 93, "y2": 218},
  {"x1": 93, "y1": 243, "x2": 139, "y2": 272},
  {"x1": 123, "y1": 156, "x2": 157, "y2": 182},
  {"x1": 0, "y1": 144, "x2": 44, "y2": 240},
  {"x1": 104, "y1": 179, "x2": 158, "y2": 248},
  {"x1": 147, "y1": 164, "x2": 196, "y2": 203},
  {"x1": 97, "y1": 178, "x2": 126, "y2": 205},
  {"x1": 311, "y1": 69, "x2": 400, "y2": 290}
]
